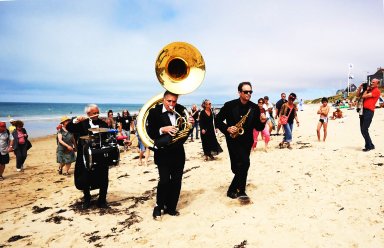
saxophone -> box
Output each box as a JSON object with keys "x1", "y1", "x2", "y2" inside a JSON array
[{"x1": 230, "y1": 108, "x2": 251, "y2": 138}]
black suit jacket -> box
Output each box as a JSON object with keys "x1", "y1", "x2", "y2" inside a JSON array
[
  {"x1": 146, "y1": 103, "x2": 188, "y2": 165},
  {"x1": 215, "y1": 98, "x2": 265, "y2": 147},
  {"x1": 66, "y1": 118, "x2": 108, "y2": 190}
]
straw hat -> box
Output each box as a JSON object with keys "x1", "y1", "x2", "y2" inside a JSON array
[{"x1": 60, "y1": 116, "x2": 71, "y2": 124}]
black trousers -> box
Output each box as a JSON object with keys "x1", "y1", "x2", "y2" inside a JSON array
[
  {"x1": 83, "y1": 164, "x2": 109, "y2": 203},
  {"x1": 14, "y1": 144, "x2": 27, "y2": 169},
  {"x1": 360, "y1": 109, "x2": 375, "y2": 149},
  {"x1": 156, "y1": 161, "x2": 185, "y2": 211},
  {"x1": 226, "y1": 140, "x2": 252, "y2": 193}
]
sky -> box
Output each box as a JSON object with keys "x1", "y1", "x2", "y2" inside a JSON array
[{"x1": 0, "y1": 0, "x2": 383, "y2": 104}]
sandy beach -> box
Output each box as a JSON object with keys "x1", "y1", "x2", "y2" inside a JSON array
[{"x1": 1, "y1": 104, "x2": 383, "y2": 247}]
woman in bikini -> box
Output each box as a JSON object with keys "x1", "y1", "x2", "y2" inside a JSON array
[{"x1": 316, "y1": 97, "x2": 330, "y2": 142}]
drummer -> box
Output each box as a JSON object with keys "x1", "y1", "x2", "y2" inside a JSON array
[{"x1": 66, "y1": 104, "x2": 110, "y2": 209}]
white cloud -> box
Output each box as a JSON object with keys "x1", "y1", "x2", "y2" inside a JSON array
[{"x1": 0, "y1": 0, "x2": 383, "y2": 104}]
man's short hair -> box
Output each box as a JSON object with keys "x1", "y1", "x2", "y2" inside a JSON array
[
  {"x1": 238, "y1": 82, "x2": 252, "y2": 92},
  {"x1": 84, "y1": 104, "x2": 99, "y2": 114},
  {"x1": 163, "y1": 90, "x2": 178, "y2": 98}
]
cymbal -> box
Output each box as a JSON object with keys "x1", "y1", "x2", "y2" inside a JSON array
[
  {"x1": 88, "y1": 128, "x2": 111, "y2": 133},
  {"x1": 79, "y1": 135, "x2": 96, "y2": 140}
]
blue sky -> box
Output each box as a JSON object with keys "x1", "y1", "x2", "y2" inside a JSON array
[{"x1": 0, "y1": 0, "x2": 383, "y2": 104}]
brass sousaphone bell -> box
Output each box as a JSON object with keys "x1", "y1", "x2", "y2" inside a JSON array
[{"x1": 137, "y1": 42, "x2": 206, "y2": 148}]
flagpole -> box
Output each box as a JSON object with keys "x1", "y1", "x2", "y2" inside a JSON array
[{"x1": 348, "y1": 63, "x2": 353, "y2": 96}]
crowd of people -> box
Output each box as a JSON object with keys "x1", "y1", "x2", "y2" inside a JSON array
[
  {"x1": 0, "y1": 78, "x2": 381, "y2": 220},
  {"x1": 0, "y1": 119, "x2": 32, "y2": 180}
]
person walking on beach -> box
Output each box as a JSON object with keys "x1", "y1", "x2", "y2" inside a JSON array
[
  {"x1": 56, "y1": 116, "x2": 77, "y2": 176},
  {"x1": 253, "y1": 98, "x2": 271, "y2": 152},
  {"x1": 8, "y1": 119, "x2": 16, "y2": 134},
  {"x1": 106, "y1": 110, "x2": 116, "y2": 129},
  {"x1": 146, "y1": 91, "x2": 195, "y2": 219},
  {"x1": 356, "y1": 78, "x2": 381, "y2": 152},
  {"x1": 215, "y1": 82, "x2": 267, "y2": 201},
  {"x1": 9, "y1": 120, "x2": 31, "y2": 172},
  {"x1": 0, "y1": 122, "x2": 11, "y2": 180},
  {"x1": 190, "y1": 104, "x2": 200, "y2": 141},
  {"x1": 118, "y1": 109, "x2": 134, "y2": 141},
  {"x1": 316, "y1": 97, "x2": 330, "y2": 142},
  {"x1": 263, "y1": 96, "x2": 275, "y2": 133},
  {"x1": 66, "y1": 104, "x2": 110, "y2": 209},
  {"x1": 278, "y1": 93, "x2": 300, "y2": 149},
  {"x1": 275, "y1": 93, "x2": 287, "y2": 135},
  {"x1": 199, "y1": 99, "x2": 223, "y2": 161}
]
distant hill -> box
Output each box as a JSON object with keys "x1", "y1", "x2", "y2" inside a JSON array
[{"x1": 306, "y1": 86, "x2": 384, "y2": 104}]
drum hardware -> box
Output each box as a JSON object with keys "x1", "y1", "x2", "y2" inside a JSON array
[
  {"x1": 79, "y1": 135, "x2": 97, "y2": 140},
  {"x1": 88, "y1": 127, "x2": 111, "y2": 133}
]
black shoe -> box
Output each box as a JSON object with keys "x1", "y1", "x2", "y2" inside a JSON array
[
  {"x1": 82, "y1": 200, "x2": 91, "y2": 209},
  {"x1": 227, "y1": 191, "x2": 238, "y2": 199},
  {"x1": 362, "y1": 148, "x2": 371, "y2": 152},
  {"x1": 152, "y1": 206, "x2": 162, "y2": 220},
  {"x1": 165, "y1": 209, "x2": 180, "y2": 216},
  {"x1": 237, "y1": 192, "x2": 250, "y2": 204},
  {"x1": 237, "y1": 191, "x2": 248, "y2": 198},
  {"x1": 97, "y1": 201, "x2": 108, "y2": 208}
]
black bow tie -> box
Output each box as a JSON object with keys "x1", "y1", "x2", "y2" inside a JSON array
[{"x1": 167, "y1": 111, "x2": 174, "y2": 115}]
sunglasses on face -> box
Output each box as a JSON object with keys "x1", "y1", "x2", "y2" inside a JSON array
[
  {"x1": 258, "y1": 101, "x2": 264, "y2": 104},
  {"x1": 242, "y1": 90, "x2": 253, "y2": 95}
]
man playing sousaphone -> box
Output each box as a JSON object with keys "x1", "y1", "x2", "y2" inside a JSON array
[
  {"x1": 66, "y1": 104, "x2": 110, "y2": 209},
  {"x1": 146, "y1": 90, "x2": 194, "y2": 220},
  {"x1": 215, "y1": 82, "x2": 267, "y2": 202}
]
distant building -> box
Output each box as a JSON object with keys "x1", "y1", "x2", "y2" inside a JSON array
[
  {"x1": 345, "y1": 83, "x2": 357, "y2": 92},
  {"x1": 367, "y1": 67, "x2": 384, "y2": 86},
  {"x1": 336, "y1": 83, "x2": 357, "y2": 95}
]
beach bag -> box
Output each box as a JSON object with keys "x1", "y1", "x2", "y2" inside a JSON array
[{"x1": 279, "y1": 107, "x2": 293, "y2": 125}]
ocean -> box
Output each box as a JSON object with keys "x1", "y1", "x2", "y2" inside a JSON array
[
  {"x1": 0, "y1": 102, "x2": 144, "y2": 138},
  {"x1": 0, "y1": 102, "x2": 223, "y2": 138}
]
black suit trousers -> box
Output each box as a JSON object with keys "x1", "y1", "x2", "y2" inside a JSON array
[
  {"x1": 226, "y1": 139, "x2": 252, "y2": 193},
  {"x1": 156, "y1": 159, "x2": 185, "y2": 212}
]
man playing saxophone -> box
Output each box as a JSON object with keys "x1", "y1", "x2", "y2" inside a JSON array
[
  {"x1": 146, "y1": 90, "x2": 194, "y2": 220},
  {"x1": 215, "y1": 82, "x2": 267, "y2": 201}
]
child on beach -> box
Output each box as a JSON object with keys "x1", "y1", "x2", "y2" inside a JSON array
[{"x1": 316, "y1": 97, "x2": 330, "y2": 142}]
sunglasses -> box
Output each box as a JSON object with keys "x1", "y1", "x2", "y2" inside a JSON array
[
  {"x1": 258, "y1": 101, "x2": 264, "y2": 104},
  {"x1": 242, "y1": 90, "x2": 253, "y2": 94}
]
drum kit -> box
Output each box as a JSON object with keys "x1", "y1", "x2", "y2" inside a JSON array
[{"x1": 80, "y1": 128, "x2": 120, "y2": 171}]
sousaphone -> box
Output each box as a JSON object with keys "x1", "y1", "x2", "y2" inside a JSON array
[{"x1": 137, "y1": 42, "x2": 206, "y2": 148}]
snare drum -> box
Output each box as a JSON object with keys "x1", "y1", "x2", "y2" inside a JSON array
[{"x1": 83, "y1": 145, "x2": 120, "y2": 170}]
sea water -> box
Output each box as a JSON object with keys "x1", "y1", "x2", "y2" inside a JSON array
[
  {"x1": 0, "y1": 102, "x2": 143, "y2": 138},
  {"x1": 0, "y1": 102, "x2": 222, "y2": 138}
]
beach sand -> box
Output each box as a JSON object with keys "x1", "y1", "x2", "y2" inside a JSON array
[{"x1": 1, "y1": 104, "x2": 383, "y2": 247}]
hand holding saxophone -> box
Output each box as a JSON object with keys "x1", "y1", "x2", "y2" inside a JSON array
[{"x1": 227, "y1": 126, "x2": 239, "y2": 136}]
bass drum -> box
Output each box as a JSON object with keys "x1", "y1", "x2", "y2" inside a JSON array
[{"x1": 83, "y1": 145, "x2": 120, "y2": 171}]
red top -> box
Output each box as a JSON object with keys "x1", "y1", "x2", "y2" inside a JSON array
[
  {"x1": 363, "y1": 87, "x2": 381, "y2": 112},
  {"x1": 17, "y1": 130, "x2": 25, "y2": 144}
]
